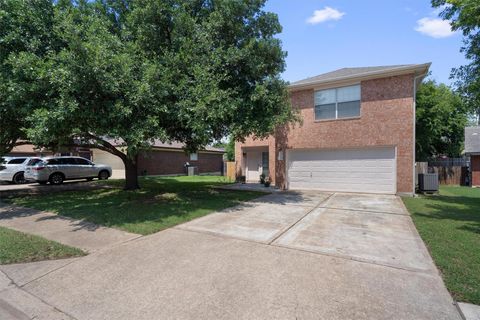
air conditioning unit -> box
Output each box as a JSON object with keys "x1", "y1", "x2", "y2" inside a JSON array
[{"x1": 418, "y1": 173, "x2": 439, "y2": 192}]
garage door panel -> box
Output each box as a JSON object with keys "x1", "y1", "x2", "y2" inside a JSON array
[
  {"x1": 289, "y1": 148, "x2": 394, "y2": 161},
  {"x1": 290, "y1": 161, "x2": 394, "y2": 170},
  {"x1": 290, "y1": 182, "x2": 391, "y2": 193},
  {"x1": 295, "y1": 176, "x2": 393, "y2": 184},
  {"x1": 287, "y1": 147, "x2": 396, "y2": 194},
  {"x1": 290, "y1": 167, "x2": 393, "y2": 175},
  {"x1": 309, "y1": 172, "x2": 393, "y2": 180}
]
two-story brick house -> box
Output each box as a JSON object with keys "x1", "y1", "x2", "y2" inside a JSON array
[{"x1": 235, "y1": 63, "x2": 430, "y2": 195}]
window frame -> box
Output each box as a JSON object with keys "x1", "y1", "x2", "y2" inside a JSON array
[
  {"x1": 314, "y1": 84, "x2": 361, "y2": 121},
  {"x1": 189, "y1": 153, "x2": 198, "y2": 161}
]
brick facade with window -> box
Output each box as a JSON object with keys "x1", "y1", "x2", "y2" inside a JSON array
[{"x1": 236, "y1": 64, "x2": 430, "y2": 195}]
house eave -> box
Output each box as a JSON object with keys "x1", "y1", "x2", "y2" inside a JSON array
[{"x1": 288, "y1": 63, "x2": 431, "y2": 92}]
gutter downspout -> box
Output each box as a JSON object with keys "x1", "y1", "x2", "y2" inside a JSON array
[{"x1": 413, "y1": 72, "x2": 428, "y2": 196}]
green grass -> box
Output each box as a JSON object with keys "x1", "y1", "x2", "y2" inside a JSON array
[
  {"x1": 0, "y1": 226, "x2": 85, "y2": 264},
  {"x1": 8, "y1": 176, "x2": 262, "y2": 235},
  {"x1": 402, "y1": 186, "x2": 480, "y2": 304}
]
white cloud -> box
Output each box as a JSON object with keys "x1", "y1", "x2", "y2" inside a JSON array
[
  {"x1": 415, "y1": 17, "x2": 455, "y2": 38},
  {"x1": 306, "y1": 7, "x2": 345, "y2": 25}
]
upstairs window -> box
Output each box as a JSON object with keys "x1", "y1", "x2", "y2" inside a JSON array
[
  {"x1": 314, "y1": 85, "x2": 361, "y2": 120},
  {"x1": 190, "y1": 153, "x2": 198, "y2": 161}
]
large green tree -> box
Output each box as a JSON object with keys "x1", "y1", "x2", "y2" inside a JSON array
[
  {"x1": 432, "y1": 0, "x2": 480, "y2": 124},
  {"x1": 0, "y1": 0, "x2": 58, "y2": 155},
  {"x1": 416, "y1": 80, "x2": 469, "y2": 160},
  {"x1": 2, "y1": 0, "x2": 295, "y2": 189}
]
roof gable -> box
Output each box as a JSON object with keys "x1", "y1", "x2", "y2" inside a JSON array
[{"x1": 465, "y1": 126, "x2": 480, "y2": 154}]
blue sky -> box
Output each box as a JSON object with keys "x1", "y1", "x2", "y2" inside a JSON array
[{"x1": 264, "y1": 0, "x2": 467, "y2": 85}]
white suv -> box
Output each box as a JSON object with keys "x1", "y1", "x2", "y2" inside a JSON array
[
  {"x1": 0, "y1": 157, "x2": 41, "y2": 184},
  {"x1": 24, "y1": 156, "x2": 112, "y2": 185}
]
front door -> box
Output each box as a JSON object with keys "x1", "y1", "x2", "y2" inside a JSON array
[{"x1": 246, "y1": 152, "x2": 262, "y2": 182}]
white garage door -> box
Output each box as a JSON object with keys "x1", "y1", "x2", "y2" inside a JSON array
[{"x1": 287, "y1": 147, "x2": 396, "y2": 194}]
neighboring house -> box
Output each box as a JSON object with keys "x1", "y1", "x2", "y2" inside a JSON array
[
  {"x1": 7, "y1": 142, "x2": 224, "y2": 180},
  {"x1": 7, "y1": 144, "x2": 52, "y2": 157},
  {"x1": 92, "y1": 141, "x2": 224, "y2": 179},
  {"x1": 236, "y1": 63, "x2": 430, "y2": 195},
  {"x1": 465, "y1": 126, "x2": 480, "y2": 187},
  {"x1": 6, "y1": 144, "x2": 88, "y2": 158}
]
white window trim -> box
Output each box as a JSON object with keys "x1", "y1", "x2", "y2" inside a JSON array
[
  {"x1": 314, "y1": 85, "x2": 361, "y2": 121},
  {"x1": 190, "y1": 153, "x2": 198, "y2": 161}
]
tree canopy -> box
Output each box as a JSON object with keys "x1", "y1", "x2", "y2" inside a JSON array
[
  {"x1": 416, "y1": 79, "x2": 469, "y2": 160},
  {"x1": 0, "y1": 0, "x2": 58, "y2": 155},
  {"x1": 0, "y1": 0, "x2": 296, "y2": 189},
  {"x1": 432, "y1": 0, "x2": 480, "y2": 124}
]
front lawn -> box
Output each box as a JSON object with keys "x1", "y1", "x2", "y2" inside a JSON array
[
  {"x1": 402, "y1": 186, "x2": 480, "y2": 305},
  {"x1": 8, "y1": 176, "x2": 262, "y2": 235},
  {"x1": 0, "y1": 226, "x2": 85, "y2": 264}
]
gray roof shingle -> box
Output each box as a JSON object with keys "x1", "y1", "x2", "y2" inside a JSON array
[
  {"x1": 290, "y1": 64, "x2": 424, "y2": 87},
  {"x1": 465, "y1": 126, "x2": 480, "y2": 154},
  {"x1": 104, "y1": 138, "x2": 224, "y2": 153}
]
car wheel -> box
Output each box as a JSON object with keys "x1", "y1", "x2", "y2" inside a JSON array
[
  {"x1": 49, "y1": 173, "x2": 64, "y2": 185},
  {"x1": 12, "y1": 172, "x2": 26, "y2": 184},
  {"x1": 98, "y1": 170, "x2": 109, "y2": 180}
]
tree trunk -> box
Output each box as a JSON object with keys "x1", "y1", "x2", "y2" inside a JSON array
[{"x1": 124, "y1": 155, "x2": 140, "y2": 190}]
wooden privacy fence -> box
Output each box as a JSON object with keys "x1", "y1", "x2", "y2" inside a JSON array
[
  {"x1": 428, "y1": 158, "x2": 470, "y2": 167},
  {"x1": 224, "y1": 161, "x2": 236, "y2": 181},
  {"x1": 416, "y1": 162, "x2": 469, "y2": 186}
]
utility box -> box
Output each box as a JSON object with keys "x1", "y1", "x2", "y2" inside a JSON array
[
  {"x1": 187, "y1": 166, "x2": 198, "y2": 176},
  {"x1": 418, "y1": 173, "x2": 439, "y2": 192}
]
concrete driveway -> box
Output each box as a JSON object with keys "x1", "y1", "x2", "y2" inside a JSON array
[
  {"x1": 0, "y1": 191, "x2": 461, "y2": 320},
  {"x1": 179, "y1": 192, "x2": 435, "y2": 272}
]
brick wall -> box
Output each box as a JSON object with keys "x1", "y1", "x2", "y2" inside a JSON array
[
  {"x1": 137, "y1": 150, "x2": 223, "y2": 176},
  {"x1": 472, "y1": 155, "x2": 480, "y2": 187},
  {"x1": 237, "y1": 74, "x2": 416, "y2": 193}
]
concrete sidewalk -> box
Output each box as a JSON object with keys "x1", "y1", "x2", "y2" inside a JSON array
[
  {"x1": 3, "y1": 228, "x2": 460, "y2": 320},
  {"x1": 0, "y1": 265, "x2": 76, "y2": 320},
  {"x1": 0, "y1": 203, "x2": 141, "y2": 253}
]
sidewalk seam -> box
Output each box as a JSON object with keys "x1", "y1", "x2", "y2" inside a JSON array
[{"x1": 267, "y1": 193, "x2": 334, "y2": 245}]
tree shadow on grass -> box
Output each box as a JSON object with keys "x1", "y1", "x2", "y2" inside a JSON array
[
  {"x1": 7, "y1": 178, "x2": 263, "y2": 235},
  {"x1": 412, "y1": 194, "x2": 480, "y2": 235}
]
